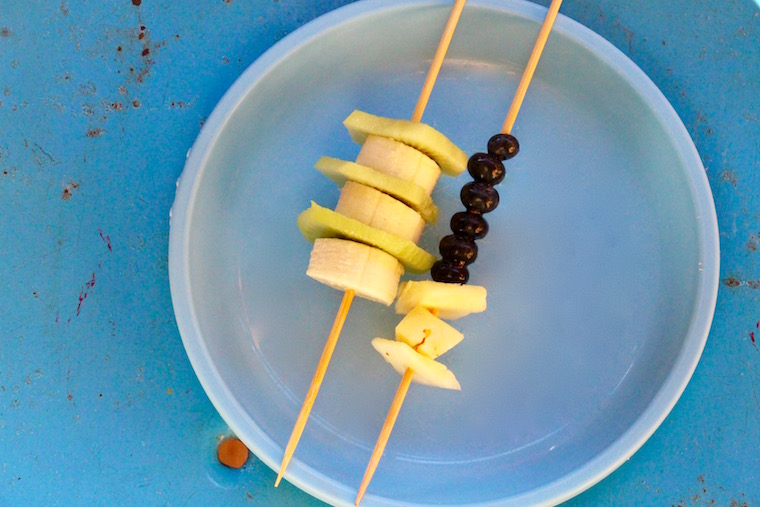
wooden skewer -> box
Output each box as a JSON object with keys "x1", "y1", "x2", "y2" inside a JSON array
[
  {"x1": 354, "y1": 1, "x2": 563, "y2": 503},
  {"x1": 354, "y1": 368, "x2": 414, "y2": 505},
  {"x1": 275, "y1": 0, "x2": 467, "y2": 487},
  {"x1": 502, "y1": 0, "x2": 563, "y2": 135},
  {"x1": 275, "y1": 289, "x2": 354, "y2": 487},
  {"x1": 412, "y1": 0, "x2": 468, "y2": 123}
]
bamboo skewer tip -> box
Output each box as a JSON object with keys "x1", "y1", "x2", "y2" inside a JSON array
[
  {"x1": 275, "y1": 289, "x2": 355, "y2": 486},
  {"x1": 354, "y1": 368, "x2": 415, "y2": 506}
]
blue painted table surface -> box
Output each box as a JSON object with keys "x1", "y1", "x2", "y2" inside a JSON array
[{"x1": 1, "y1": 0, "x2": 758, "y2": 505}]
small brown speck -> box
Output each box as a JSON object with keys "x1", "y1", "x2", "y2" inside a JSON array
[
  {"x1": 132, "y1": 0, "x2": 141, "y2": 5},
  {"x1": 117, "y1": 45, "x2": 122, "y2": 52},
  {"x1": 61, "y1": 181, "x2": 80, "y2": 200},
  {"x1": 0, "y1": 28, "x2": 11, "y2": 38},
  {"x1": 722, "y1": 276, "x2": 741, "y2": 288},
  {"x1": 138, "y1": 32, "x2": 145, "y2": 40},
  {"x1": 721, "y1": 169, "x2": 738, "y2": 188},
  {"x1": 86, "y1": 127, "x2": 104, "y2": 138},
  {"x1": 132, "y1": 99, "x2": 141, "y2": 108},
  {"x1": 142, "y1": 48, "x2": 150, "y2": 56}
]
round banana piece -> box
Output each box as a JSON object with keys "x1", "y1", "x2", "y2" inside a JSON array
[
  {"x1": 336, "y1": 181, "x2": 425, "y2": 244},
  {"x1": 306, "y1": 238, "x2": 403, "y2": 306},
  {"x1": 355, "y1": 135, "x2": 441, "y2": 195},
  {"x1": 343, "y1": 110, "x2": 468, "y2": 177}
]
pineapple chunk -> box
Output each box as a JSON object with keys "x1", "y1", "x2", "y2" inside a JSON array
[
  {"x1": 395, "y1": 280, "x2": 487, "y2": 320},
  {"x1": 343, "y1": 110, "x2": 468, "y2": 177},
  {"x1": 371, "y1": 338, "x2": 461, "y2": 390},
  {"x1": 395, "y1": 306, "x2": 464, "y2": 359},
  {"x1": 297, "y1": 202, "x2": 436, "y2": 273}
]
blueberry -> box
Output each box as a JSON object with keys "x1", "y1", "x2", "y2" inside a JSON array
[
  {"x1": 487, "y1": 133, "x2": 519, "y2": 160},
  {"x1": 450, "y1": 211, "x2": 489, "y2": 240},
  {"x1": 431, "y1": 259, "x2": 469, "y2": 284},
  {"x1": 467, "y1": 152, "x2": 505, "y2": 184},
  {"x1": 439, "y1": 234, "x2": 478, "y2": 265},
  {"x1": 461, "y1": 181, "x2": 499, "y2": 214}
]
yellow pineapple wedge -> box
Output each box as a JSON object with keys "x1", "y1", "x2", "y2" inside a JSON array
[
  {"x1": 371, "y1": 338, "x2": 460, "y2": 390},
  {"x1": 395, "y1": 306, "x2": 464, "y2": 359},
  {"x1": 395, "y1": 280, "x2": 487, "y2": 319}
]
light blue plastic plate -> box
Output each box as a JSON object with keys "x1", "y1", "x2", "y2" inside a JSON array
[{"x1": 168, "y1": 1, "x2": 719, "y2": 505}]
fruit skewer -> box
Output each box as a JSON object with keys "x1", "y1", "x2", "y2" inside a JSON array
[
  {"x1": 354, "y1": 0, "x2": 564, "y2": 504},
  {"x1": 275, "y1": 0, "x2": 468, "y2": 488}
]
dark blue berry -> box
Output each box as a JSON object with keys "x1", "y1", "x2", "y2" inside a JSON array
[
  {"x1": 461, "y1": 181, "x2": 499, "y2": 214},
  {"x1": 467, "y1": 152, "x2": 505, "y2": 184},
  {"x1": 431, "y1": 259, "x2": 469, "y2": 284},
  {"x1": 450, "y1": 211, "x2": 488, "y2": 240},
  {"x1": 487, "y1": 133, "x2": 519, "y2": 160},
  {"x1": 439, "y1": 234, "x2": 478, "y2": 265}
]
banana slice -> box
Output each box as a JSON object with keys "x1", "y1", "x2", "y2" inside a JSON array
[
  {"x1": 336, "y1": 181, "x2": 425, "y2": 243},
  {"x1": 355, "y1": 135, "x2": 441, "y2": 195},
  {"x1": 395, "y1": 306, "x2": 464, "y2": 359},
  {"x1": 315, "y1": 156, "x2": 439, "y2": 223},
  {"x1": 371, "y1": 338, "x2": 461, "y2": 390},
  {"x1": 297, "y1": 202, "x2": 436, "y2": 273},
  {"x1": 395, "y1": 280, "x2": 487, "y2": 320},
  {"x1": 306, "y1": 238, "x2": 403, "y2": 306},
  {"x1": 343, "y1": 110, "x2": 468, "y2": 177}
]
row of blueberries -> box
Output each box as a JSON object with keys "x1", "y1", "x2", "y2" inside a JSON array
[{"x1": 431, "y1": 133, "x2": 520, "y2": 284}]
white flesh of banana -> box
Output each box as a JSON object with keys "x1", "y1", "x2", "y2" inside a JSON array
[
  {"x1": 355, "y1": 135, "x2": 441, "y2": 195},
  {"x1": 306, "y1": 238, "x2": 403, "y2": 306},
  {"x1": 344, "y1": 110, "x2": 468, "y2": 177},
  {"x1": 335, "y1": 181, "x2": 425, "y2": 244}
]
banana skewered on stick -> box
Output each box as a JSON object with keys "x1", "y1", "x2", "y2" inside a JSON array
[
  {"x1": 277, "y1": 110, "x2": 468, "y2": 487},
  {"x1": 276, "y1": 0, "x2": 469, "y2": 479}
]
